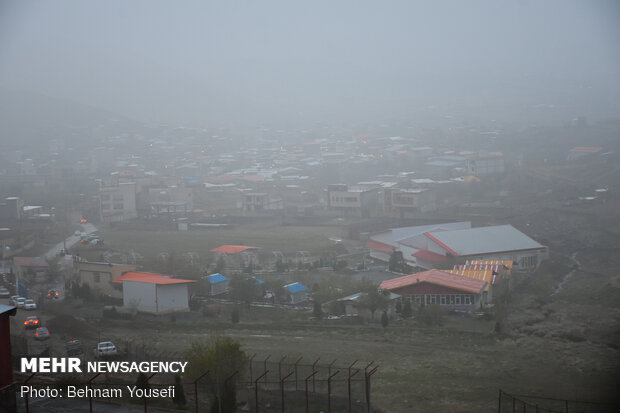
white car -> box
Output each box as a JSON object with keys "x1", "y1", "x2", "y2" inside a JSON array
[
  {"x1": 16, "y1": 297, "x2": 26, "y2": 308},
  {"x1": 0, "y1": 287, "x2": 10, "y2": 298},
  {"x1": 9, "y1": 295, "x2": 21, "y2": 306},
  {"x1": 94, "y1": 341, "x2": 118, "y2": 358},
  {"x1": 24, "y1": 299, "x2": 38, "y2": 310}
]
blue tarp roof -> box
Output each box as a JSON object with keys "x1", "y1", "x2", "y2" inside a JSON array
[
  {"x1": 250, "y1": 276, "x2": 264, "y2": 285},
  {"x1": 206, "y1": 273, "x2": 228, "y2": 284},
  {"x1": 284, "y1": 282, "x2": 308, "y2": 294}
]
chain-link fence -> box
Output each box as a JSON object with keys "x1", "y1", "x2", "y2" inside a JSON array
[{"x1": 497, "y1": 390, "x2": 620, "y2": 413}]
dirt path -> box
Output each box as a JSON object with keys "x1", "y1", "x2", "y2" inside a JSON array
[{"x1": 553, "y1": 251, "x2": 580, "y2": 296}]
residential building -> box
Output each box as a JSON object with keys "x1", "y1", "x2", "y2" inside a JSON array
[
  {"x1": 326, "y1": 184, "x2": 380, "y2": 217},
  {"x1": 99, "y1": 182, "x2": 137, "y2": 223},
  {"x1": 73, "y1": 261, "x2": 138, "y2": 298}
]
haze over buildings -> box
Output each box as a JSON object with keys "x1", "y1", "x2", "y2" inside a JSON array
[{"x1": 0, "y1": 0, "x2": 619, "y2": 131}]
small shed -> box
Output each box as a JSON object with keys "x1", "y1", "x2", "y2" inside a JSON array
[
  {"x1": 283, "y1": 282, "x2": 309, "y2": 304},
  {"x1": 114, "y1": 272, "x2": 195, "y2": 314},
  {"x1": 203, "y1": 273, "x2": 229, "y2": 296}
]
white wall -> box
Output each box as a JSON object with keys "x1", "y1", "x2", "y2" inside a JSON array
[
  {"x1": 123, "y1": 281, "x2": 156, "y2": 312},
  {"x1": 157, "y1": 284, "x2": 190, "y2": 313}
]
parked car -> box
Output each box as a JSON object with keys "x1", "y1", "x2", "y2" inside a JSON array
[
  {"x1": 24, "y1": 299, "x2": 37, "y2": 310},
  {"x1": 66, "y1": 338, "x2": 83, "y2": 356},
  {"x1": 9, "y1": 295, "x2": 21, "y2": 306},
  {"x1": 74, "y1": 230, "x2": 81, "y2": 236},
  {"x1": 34, "y1": 327, "x2": 51, "y2": 340},
  {"x1": 0, "y1": 287, "x2": 10, "y2": 297},
  {"x1": 94, "y1": 341, "x2": 118, "y2": 358},
  {"x1": 24, "y1": 316, "x2": 40, "y2": 328},
  {"x1": 47, "y1": 289, "x2": 59, "y2": 299},
  {"x1": 16, "y1": 297, "x2": 26, "y2": 308}
]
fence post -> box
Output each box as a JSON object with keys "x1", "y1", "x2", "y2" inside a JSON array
[
  {"x1": 87, "y1": 373, "x2": 101, "y2": 413},
  {"x1": 348, "y1": 370, "x2": 359, "y2": 413},
  {"x1": 249, "y1": 354, "x2": 255, "y2": 382},
  {"x1": 263, "y1": 355, "x2": 271, "y2": 381},
  {"x1": 24, "y1": 373, "x2": 36, "y2": 413},
  {"x1": 193, "y1": 370, "x2": 210, "y2": 413},
  {"x1": 280, "y1": 371, "x2": 294, "y2": 413},
  {"x1": 565, "y1": 399, "x2": 569, "y2": 413},
  {"x1": 278, "y1": 355, "x2": 287, "y2": 382},
  {"x1": 312, "y1": 358, "x2": 320, "y2": 393},
  {"x1": 365, "y1": 366, "x2": 378, "y2": 413},
  {"x1": 144, "y1": 373, "x2": 156, "y2": 413},
  {"x1": 305, "y1": 371, "x2": 318, "y2": 413},
  {"x1": 328, "y1": 370, "x2": 340, "y2": 413},
  {"x1": 498, "y1": 389, "x2": 503, "y2": 413},
  {"x1": 328, "y1": 359, "x2": 337, "y2": 377},
  {"x1": 294, "y1": 356, "x2": 303, "y2": 391},
  {"x1": 255, "y1": 370, "x2": 269, "y2": 413}
]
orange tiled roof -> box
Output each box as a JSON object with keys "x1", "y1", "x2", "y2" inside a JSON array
[{"x1": 379, "y1": 269, "x2": 487, "y2": 294}]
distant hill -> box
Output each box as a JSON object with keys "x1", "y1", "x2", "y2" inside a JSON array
[{"x1": 0, "y1": 88, "x2": 142, "y2": 150}]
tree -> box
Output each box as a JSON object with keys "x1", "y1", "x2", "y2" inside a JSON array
[
  {"x1": 172, "y1": 374, "x2": 186, "y2": 407},
  {"x1": 134, "y1": 372, "x2": 150, "y2": 402},
  {"x1": 401, "y1": 298, "x2": 413, "y2": 318},
  {"x1": 381, "y1": 311, "x2": 389, "y2": 328},
  {"x1": 185, "y1": 337, "x2": 248, "y2": 413},
  {"x1": 395, "y1": 299, "x2": 403, "y2": 314},
  {"x1": 360, "y1": 288, "x2": 389, "y2": 320},
  {"x1": 313, "y1": 301, "x2": 323, "y2": 318},
  {"x1": 388, "y1": 250, "x2": 406, "y2": 273},
  {"x1": 231, "y1": 307, "x2": 240, "y2": 324}
]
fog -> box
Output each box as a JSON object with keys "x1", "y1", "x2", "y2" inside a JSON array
[{"x1": 1, "y1": 0, "x2": 619, "y2": 126}]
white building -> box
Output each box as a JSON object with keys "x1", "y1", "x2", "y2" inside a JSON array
[
  {"x1": 99, "y1": 182, "x2": 137, "y2": 223},
  {"x1": 114, "y1": 272, "x2": 195, "y2": 314}
]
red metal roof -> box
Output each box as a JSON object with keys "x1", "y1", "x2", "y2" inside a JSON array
[
  {"x1": 365, "y1": 240, "x2": 395, "y2": 254},
  {"x1": 412, "y1": 249, "x2": 447, "y2": 262},
  {"x1": 379, "y1": 269, "x2": 487, "y2": 294},
  {"x1": 211, "y1": 245, "x2": 259, "y2": 254},
  {"x1": 113, "y1": 272, "x2": 195, "y2": 285},
  {"x1": 423, "y1": 232, "x2": 459, "y2": 256},
  {"x1": 13, "y1": 257, "x2": 48, "y2": 267}
]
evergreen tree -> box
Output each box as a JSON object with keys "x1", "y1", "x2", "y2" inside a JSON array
[
  {"x1": 402, "y1": 298, "x2": 413, "y2": 318},
  {"x1": 172, "y1": 374, "x2": 186, "y2": 407},
  {"x1": 381, "y1": 310, "x2": 389, "y2": 328}
]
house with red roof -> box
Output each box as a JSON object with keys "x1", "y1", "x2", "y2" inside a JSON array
[
  {"x1": 113, "y1": 272, "x2": 195, "y2": 314},
  {"x1": 379, "y1": 269, "x2": 488, "y2": 311}
]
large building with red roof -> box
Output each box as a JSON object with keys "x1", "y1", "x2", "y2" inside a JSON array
[
  {"x1": 379, "y1": 269, "x2": 488, "y2": 311},
  {"x1": 113, "y1": 272, "x2": 195, "y2": 314}
]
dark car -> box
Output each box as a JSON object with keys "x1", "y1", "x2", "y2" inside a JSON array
[
  {"x1": 34, "y1": 327, "x2": 51, "y2": 340},
  {"x1": 47, "y1": 289, "x2": 59, "y2": 299},
  {"x1": 24, "y1": 316, "x2": 40, "y2": 329},
  {"x1": 66, "y1": 338, "x2": 83, "y2": 356}
]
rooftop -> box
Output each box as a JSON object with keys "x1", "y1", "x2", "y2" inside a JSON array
[
  {"x1": 379, "y1": 269, "x2": 487, "y2": 294},
  {"x1": 426, "y1": 225, "x2": 544, "y2": 256}
]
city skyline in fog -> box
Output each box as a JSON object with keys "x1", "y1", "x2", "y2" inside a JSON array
[{"x1": 1, "y1": 0, "x2": 619, "y2": 126}]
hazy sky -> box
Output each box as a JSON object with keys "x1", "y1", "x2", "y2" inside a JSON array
[{"x1": 1, "y1": 0, "x2": 619, "y2": 125}]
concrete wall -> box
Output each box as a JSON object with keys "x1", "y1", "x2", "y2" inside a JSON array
[{"x1": 156, "y1": 284, "x2": 190, "y2": 313}]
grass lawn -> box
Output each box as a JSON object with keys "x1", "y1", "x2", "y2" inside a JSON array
[{"x1": 96, "y1": 222, "x2": 343, "y2": 263}]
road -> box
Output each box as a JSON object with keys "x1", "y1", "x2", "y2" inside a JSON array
[{"x1": 44, "y1": 223, "x2": 98, "y2": 260}]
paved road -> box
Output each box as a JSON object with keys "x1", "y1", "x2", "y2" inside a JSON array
[{"x1": 44, "y1": 223, "x2": 98, "y2": 260}]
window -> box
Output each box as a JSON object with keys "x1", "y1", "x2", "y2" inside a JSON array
[
  {"x1": 455, "y1": 295, "x2": 461, "y2": 305},
  {"x1": 429, "y1": 295, "x2": 436, "y2": 304},
  {"x1": 113, "y1": 203, "x2": 124, "y2": 210},
  {"x1": 449, "y1": 295, "x2": 455, "y2": 305},
  {"x1": 93, "y1": 272, "x2": 100, "y2": 283},
  {"x1": 440, "y1": 295, "x2": 446, "y2": 305},
  {"x1": 464, "y1": 295, "x2": 471, "y2": 305},
  {"x1": 414, "y1": 295, "x2": 421, "y2": 305}
]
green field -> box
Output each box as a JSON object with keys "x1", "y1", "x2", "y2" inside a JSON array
[{"x1": 96, "y1": 222, "x2": 343, "y2": 263}]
